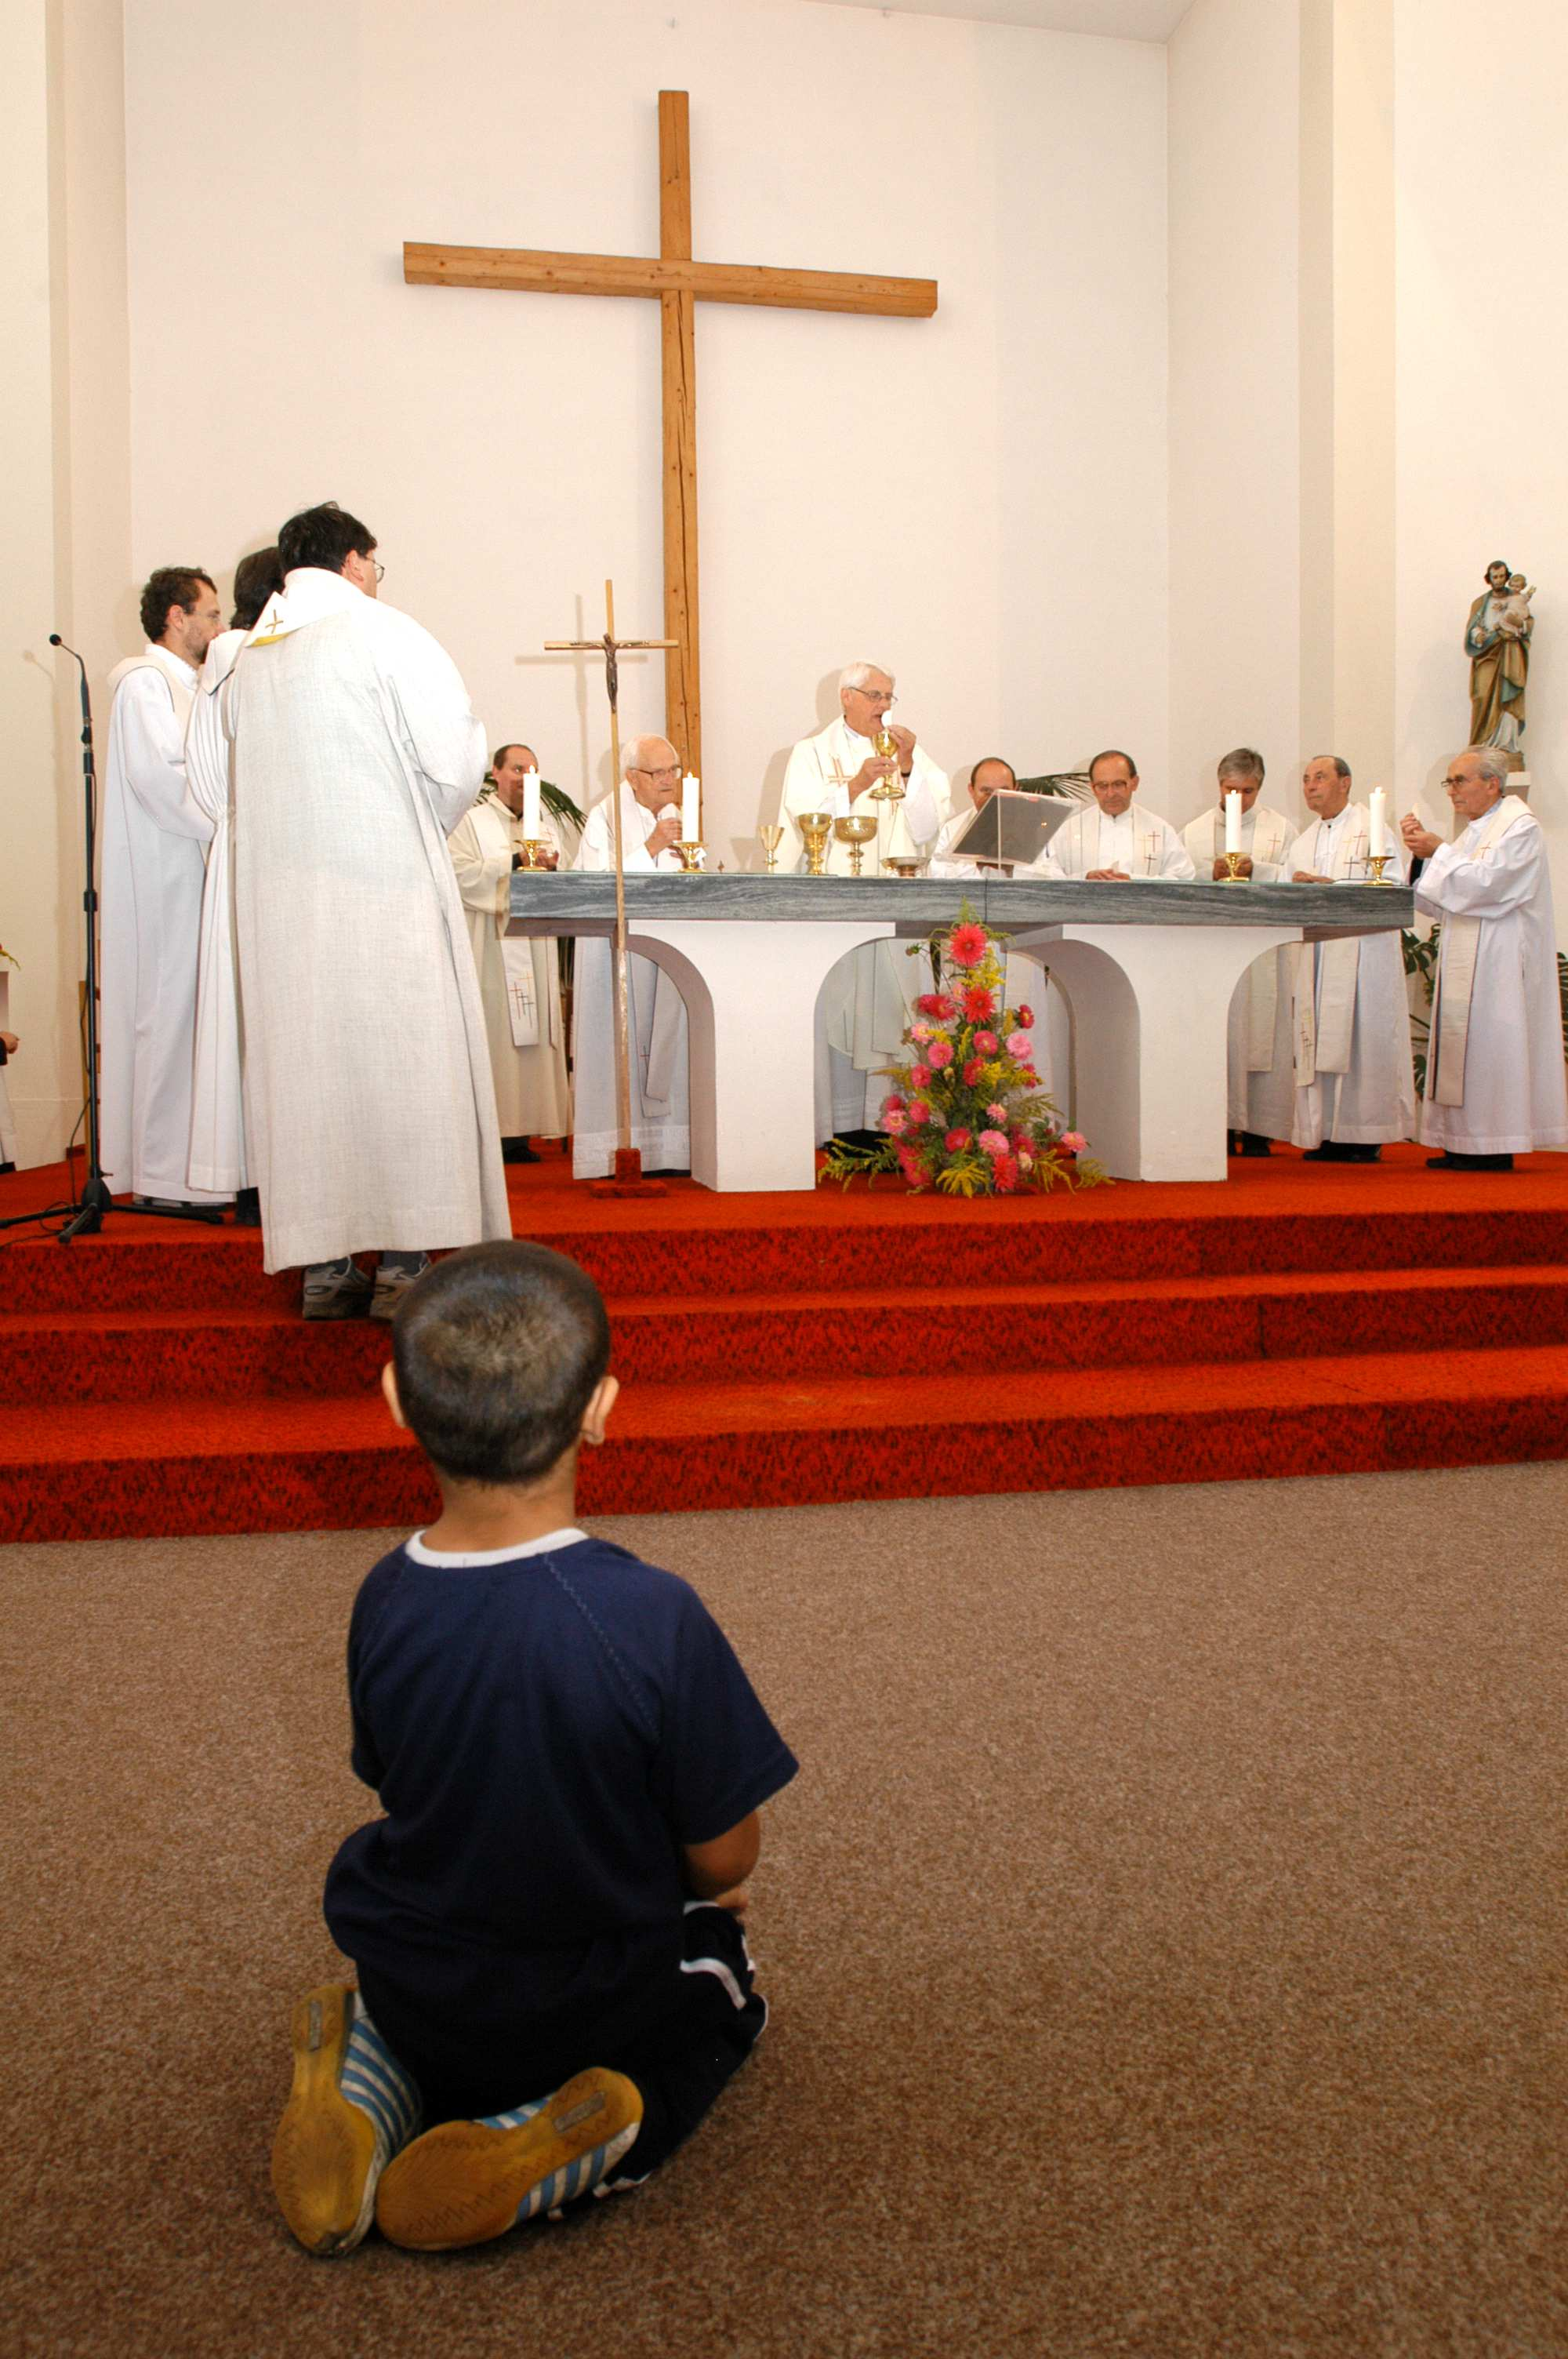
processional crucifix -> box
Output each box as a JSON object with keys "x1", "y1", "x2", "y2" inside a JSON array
[{"x1": 405, "y1": 88, "x2": 938, "y2": 774}]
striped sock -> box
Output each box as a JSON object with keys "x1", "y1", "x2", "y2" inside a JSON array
[{"x1": 339, "y1": 1994, "x2": 423, "y2": 2160}]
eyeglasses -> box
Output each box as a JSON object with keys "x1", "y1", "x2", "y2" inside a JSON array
[
  {"x1": 633, "y1": 763, "x2": 681, "y2": 780},
  {"x1": 371, "y1": 560, "x2": 385, "y2": 583},
  {"x1": 846, "y1": 687, "x2": 895, "y2": 704}
]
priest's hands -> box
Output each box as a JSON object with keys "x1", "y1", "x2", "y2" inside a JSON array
[
  {"x1": 1211, "y1": 855, "x2": 1253, "y2": 879},
  {"x1": 1293, "y1": 868, "x2": 1334, "y2": 884},
  {"x1": 647, "y1": 813, "x2": 683, "y2": 857},
  {"x1": 1085, "y1": 867, "x2": 1131, "y2": 882},
  {"x1": 887, "y1": 722, "x2": 916, "y2": 776},
  {"x1": 848, "y1": 754, "x2": 897, "y2": 800},
  {"x1": 0, "y1": 1032, "x2": 16, "y2": 1057},
  {"x1": 1401, "y1": 812, "x2": 1441, "y2": 860}
]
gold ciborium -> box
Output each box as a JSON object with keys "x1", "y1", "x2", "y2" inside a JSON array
[
  {"x1": 759, "y1": 823, "x2": 785, "y2": 873},
  {"x1": 833, "y1": 812, "x2": 880, "y2": 876},
  {"x1": 798, "y1": 812, "x2": 834, "y2": 877},
  {"x1": 869, "y1": 722, "x2": 905, "y2": 807}
]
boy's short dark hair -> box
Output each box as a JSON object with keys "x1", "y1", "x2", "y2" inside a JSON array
[
  {"x1": 277, "y1": 500, "x2": 376, "y2": 578},
  {"x1": 140, "y1": 567, "x2": 214, "y2": 643},
  {"x1": 231, "y1": 546, "x2": 285, "y2": 631},
  {"x1": 390, "y1": 1242, "x2": 612, "y2": 1486}
]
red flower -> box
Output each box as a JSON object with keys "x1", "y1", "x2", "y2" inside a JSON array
[
  {"x1": 926, "y1": 1040, "x2": 954, "y2": 1070},
  {"x1": 972, "y1": 1030, "x2": 1000, "y2": 1056},
  {"x1": 916, "y1": 991, "x2": 956, "y2": 1020},
  {"x1": 897, "y1": 1143, "x2": 928, "y2": 1190},
  {"x1": 1014, "y1": 1003, "x2": 1035, "y2": 1029},
  {"x1": 906, "y1": 1100, "x2": 932, "y2": 1128},
  {"x1": 947, "y1": 921, "x2": 988, "y2": 969},
  {"x1": 991, "y1": 1151, "x2": 1020, "y2": 1194},
  {"x1": 945, "y1": 1127, "x2": 971, "y2": 1152},
  {"x1": 962, "y1": 1059, "x2": 984, "y2": 1086},
  {"x1": 909, "y1": 1063, "x2": 931, "y2": 1090},
  {"x1": 1010, "y1": 1125, "x2": 1030, "y2": 1153},
  {"x1": 962, "y1": 986, "x2": 996, "y2": 1023}
]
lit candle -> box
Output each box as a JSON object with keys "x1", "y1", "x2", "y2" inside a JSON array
[
  {"x1": 681, "y1": 771, "x2": 701, "y2": 841},
  {"x1": 1368, "y1": 787, "x2": 1387, "y2": 858},
  {"x1": 1223, "y1": 789, "x2": 1242, "y2": 856},
  {"x1": 521, "y1": 768, "x2": 542, "y2": 842}
]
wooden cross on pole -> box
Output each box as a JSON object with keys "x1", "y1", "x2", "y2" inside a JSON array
[
  {"x1": 406, "y1": 89, "x2": 938, "y2": 776},
  {"x1": 545, "y1": 579, "x2": 676, "y2": 1196}
]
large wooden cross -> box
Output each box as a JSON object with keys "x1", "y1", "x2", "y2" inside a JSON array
[{"x1": 405, "y1": 90, "x2": 937, "y2": 775}]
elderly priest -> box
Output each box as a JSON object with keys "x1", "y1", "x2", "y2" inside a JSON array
[
  {"x1": 1288, "y1": 754, "x2": 1414, "y2": 1161},
  {"x1": 570, "y1": 736, "x2": 691, "y2": 1179},
  {"x1": 1052, "y1": 751, "x2": 1196, "y2": 881},
  {"x1": 779, "y1": 660, "x2": 951, "y2": 1140},
  {"x1": 1184, "y1": 747, "x2": 1297, "y2": 1157},
  {"x1": 449, "y1": 743, "x2": 571, "y2": 1165},
  {"x1": 1403, "y1": 746, "x2": 1568, "y2": 1171}
]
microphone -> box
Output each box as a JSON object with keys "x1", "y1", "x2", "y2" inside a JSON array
[{"x1": 49, "y1": 633, "x2": 83, "y2": 662}]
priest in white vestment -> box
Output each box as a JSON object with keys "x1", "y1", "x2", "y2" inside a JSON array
[
  {"x1": 0, "y1": 1027, "x2": 18, "y2": 1170},
  {"x1": 1051, "y1": 751, "x2": 1196, "y2": 882},
  {"x1": 449, "y1": 742, "x2": 571, "y2": 1161},
  {"x1": 778, "y1": 660, "x2": 951, "y2": 1140},
  {"x1": 100, "y1": 567, "x2": 226, "y2": 1209},
  {"x1": 571, "y1": 736, "x2": 691, "y2": 1179},
  {"x1": 929, "y1": 756, "x2": 1068, "y2": 1103},
  {"x1": 1181, "y1": 747, "x2": 1296, "y2": 1154},
  {"x1": 226, "y1": 502, "x2": 507, "y2": 1312},
  {"x1": 1403, "y1": 744, "x2": 1568, "y2": 1170},
  {"x1": 1288, "y1": 754, "x2": 1414, "y2": 1161},
  {"x1": 183, "y1": 547, "x2": 285, "y2": 1212}
]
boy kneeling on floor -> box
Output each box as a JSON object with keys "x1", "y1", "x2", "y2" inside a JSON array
[{"x1": 272, "y1": 1239, "x2": 798, "y2": 2255}]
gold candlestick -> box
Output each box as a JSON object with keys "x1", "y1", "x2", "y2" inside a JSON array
[
  {"x1": 674, "y1": 840, "x2": 705, "y2": 872},
  {"x1": 1367, "y1": 852, "x2": 1393, "y2": 885},
  {"x1": 833, "y1": 812, "x2": 880, "y2": 875},
  {"x1": 759, "y1": 823, "x2": 784, "y2": 873},
  {"x1": 1220, "y1": 850, "x2": 1245, "y2": 882},
  {"x1": 517, "y1": 839, "x2": 551, "y2": 870},
  {"x1": 798, "y1": 812, "x2": 833, "y2": 876}
]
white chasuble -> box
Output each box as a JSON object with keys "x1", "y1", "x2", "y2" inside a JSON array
[
  {"x1": 570, "y1": 786, "x2": 691, "y2": 1178},
  {"x1": 226, "y1": 569, "x2": 507, "y2": 1274},
  {"x1": 1416, "y1": 797, "x2": 1568, "y2": 1154},
  {"x1": 184, "y1": 628, "x2": 249, "y2": 1193},
  {"x1": 779, "y1": 718, "x2": 953, "y2": 1139},
  {"x1": 448, "y1": 792, "x2": 570, "y2": 1141},
  {"x1": 99, "y1": 645, "x2": 224, "y2": 1203},
  {"x1": 1052, "y1": 805, "x2": 1196, "y2": 881},
  {"x1": 1181, "y1": 801, "x2": 1296, "y2": 1133},
  {"x1": 1287, "y1": 804, "x2": 1415, "y2": 1149}
]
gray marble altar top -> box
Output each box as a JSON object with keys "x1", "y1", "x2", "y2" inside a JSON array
[{"x1": 508, "y1": 871, "x2": 1414, "y2": 933}]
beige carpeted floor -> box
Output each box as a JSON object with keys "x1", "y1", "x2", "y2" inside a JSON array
[{"x1": 2, "y1": 1464, "x2": 1565, "y2": 2358}]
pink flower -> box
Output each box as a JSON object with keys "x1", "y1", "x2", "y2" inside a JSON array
[
  {"x1": 909, "y1": 1022, "x2": 932, "y2": 1045},
  {"x1": 962, "y1": 1059, "x2": 984, "y2": 1087},
  {"x1": 978, "y1": 1129, "x2": 1008, "y2": 1158},
  {"x1": 881, "y1": 1092, "x2": 906, "y2": 1115},
  {"x1": 947, "y1": 921, "x2": 988, "y2": 969},
  {"x1": 909, "y1": 1063, "x2": 931, "y2": 1090},
  {"x1": 989, "y1": 1105, "x2": 1011, "y2": 1127},
  {"x1": 881, "y1": 1108, "x2": 908, "y2": 1136},
  {"x1": 1014, "y1": 1003, "x2": 1035, "y2": 1029},
  {"x1": 907, "y1": 1100, "x2": 932, "y2": 1127},
  {"x1": 961, "y1": 985, "x2": 996, "y2": 1023},
  {"x1": 973, "y1": 1031, "x2": 1000, "y2": 1056},
  {"x1": 945, "y1": 1127, "x2": 971, "y2": 1152},
  {"x1": 1018, "y1": 1149, "x2": 1034, "y2": 1172},
  {"x1": 1005, "y1": 1031, "x2": 1033, "y2": 1061},
  {"x1": 927, "y1": 1040, "x2": 954, "y2": 1070},
  {"x1": 992, "y1": 1150, "x2": 1020, "y2": 1194},
  {"x1": 1061, "y1": 1130, "x2": 1086, "y2": 1154}
]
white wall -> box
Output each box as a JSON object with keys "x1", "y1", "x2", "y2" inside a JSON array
[
  {"x1": 1167, "y1": 0, "x2": 1305, "y2": 832},
  {"x1": 118, "y1": 0, "x2": 1168, "y2": 862},
  {"x1": 1392, "y1": 0, "x2": 1568, "y2": 838}
]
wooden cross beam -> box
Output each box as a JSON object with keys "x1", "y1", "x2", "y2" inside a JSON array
[{"x1": 406, "y1": 89, "x2": 938, "y2": 776}]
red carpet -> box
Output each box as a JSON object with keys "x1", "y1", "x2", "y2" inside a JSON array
[{"x1": 4, "y1": 1143, "x2": 1568, "y2": 1541}]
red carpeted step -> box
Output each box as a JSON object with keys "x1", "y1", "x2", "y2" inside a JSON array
[
  {"x1": 9, "y1": 1265, "x2": 1568, "y2": 1403},
  {"x1": 5, "y1": 1343, "x2": 1568, "y2": 1542}
]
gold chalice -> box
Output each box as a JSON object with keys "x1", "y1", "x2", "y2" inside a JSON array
[
  {"x1": 798, "y1": 812, "x2": 834, "y2": 877},
  {"x1": 833, "y1": 812, "x2": 880, "y2": 876},
  {"x1": 759, "y1": 823, "x2": 785, "y2": 873}
]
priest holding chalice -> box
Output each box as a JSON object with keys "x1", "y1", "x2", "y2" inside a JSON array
[{"x1": 777, "y1": 659, "x2": 953, "y2": 1140}]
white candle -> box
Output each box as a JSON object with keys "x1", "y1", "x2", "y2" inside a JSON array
[
  {"x1": 1223, "y1": 789, "x2": 1242, "y2": 856},
  {"x1": 521, "y1": 768, "x2": 542, "y2": 841},
  {"x1": 681, "y1": 771, "x2": 701, "y2": 841},
  {"x1": 1369, "y1": 787, "x2": 1387, "y2": 858}
]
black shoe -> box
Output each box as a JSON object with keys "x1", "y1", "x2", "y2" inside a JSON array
[
  {"x1": 1236, "y1": 1132, "x2": 1273, "y2": 1158},
  {"x1": 502, "y1": 1137, "x2": 541, "y2": 1165},
  {"x1": 1303, "y1": 1142, "x2": 1381, "y2": 1164},
  {"x1": 1425, "y1": 1150, "x2": 1515, "y2": 1172},
  {"x1": 832, "y1": 1129, "x2": 885, "y2": 1153},
  {"x1": 232, "y1": 1186, "x2": 262, "y2": 1226},
  {"x1": 0, "y1": 1161, "x2": 13, "y2": 1176}
]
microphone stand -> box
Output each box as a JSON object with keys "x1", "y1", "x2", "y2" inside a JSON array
[{"x1": 1, "y1": 638, "x2": 225, "y2": 1238}]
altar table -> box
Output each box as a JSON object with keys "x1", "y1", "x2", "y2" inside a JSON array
[{"x1": 506, "y1": 874, "x2": 1414, "y2": 1189}]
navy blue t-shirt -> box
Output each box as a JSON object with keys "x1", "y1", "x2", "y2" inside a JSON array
[{"x1": 323, "y1": 1529, "x2": 797, "y2": 2102}]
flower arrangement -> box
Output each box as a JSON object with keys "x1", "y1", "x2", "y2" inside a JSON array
[{"x1": 819, "y1": 907, "x2": 1106, "y2": 1196}]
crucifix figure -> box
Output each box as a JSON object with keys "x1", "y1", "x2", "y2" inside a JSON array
[{"x1": 406, "y1": 90, "x2": 938, "y2": 774}]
